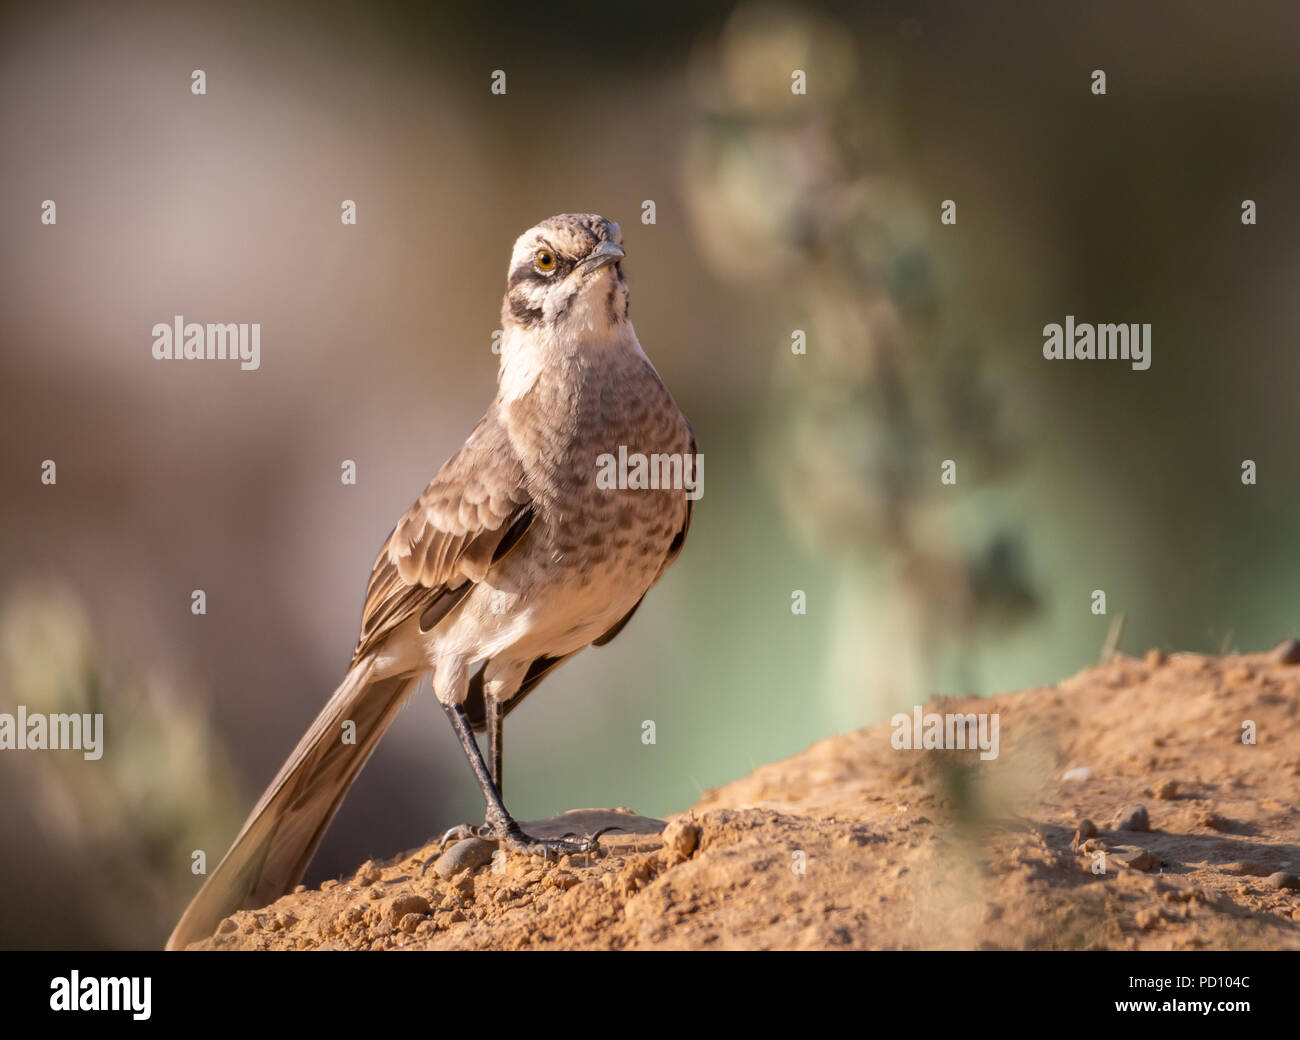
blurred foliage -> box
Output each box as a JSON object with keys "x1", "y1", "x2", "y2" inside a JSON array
[
  {"x1": 683, "y1": 2, "x2": 1038, "y2": 717},
  {"x1": 0, "y1": 582, "x2": 244, "y2": 946}
]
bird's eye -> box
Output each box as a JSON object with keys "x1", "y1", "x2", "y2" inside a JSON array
[{"x1": 535, "y1": 250, "x2": 556, "y2": 272}]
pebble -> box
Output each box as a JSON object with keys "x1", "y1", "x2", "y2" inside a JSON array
[
  {"x1": 1135, "y1": 908, "x2": 1162, "y2": 930},
  {"x1": 1062, "y1": 767, "x2": 1093, "y2": 783},
  {"x1": 1145, "y1": 648, "x2": 1165, "y2": 668},
  {"x1": 432, "y1": 838, "x2": 497, "y2": 880},
  {"x1": 661, "y1": 817, "x2": 701, "y2": 865},
  {"x1": 1112, "y1": 804, "x2": 1150, "y2": 832},
  {"x1": 1224, "y1": 861, "x2": 1271, "y2": 877},
  {"x1": 385, "y1": 893, "x2": 431, "y2": 923},
  {"x1": 1271, "y1": 638, "x2": 1300, "y2": 665},
  {"x1": 1266, "y1": 872, "x2": 1300, "y2": 891},
  {"x1": 1153, "y1": 779, "x2": 1178, "y2": 800},
  {"x1": 1197, "y1": 810, "x2": 1230, "y2": 831},
  {"x1": 1072, "y1": 819, "x2": 1098, "y2": 846},
  {"x1": 1111, "y1": 845, "x2": 1160, "y2": 872}
]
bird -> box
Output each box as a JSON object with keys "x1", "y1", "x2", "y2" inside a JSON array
[{"x1": 166, "y1": 213, "x2": 697, "y2": 950}]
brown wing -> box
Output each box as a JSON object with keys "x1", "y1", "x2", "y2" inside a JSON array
[{"x1": 351, "y1": 408, "x2": 534, "y2": 665}]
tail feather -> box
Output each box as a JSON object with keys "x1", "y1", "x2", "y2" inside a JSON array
[{"x1": 165, "y1": 657, "x2": 418, "y2": 950}]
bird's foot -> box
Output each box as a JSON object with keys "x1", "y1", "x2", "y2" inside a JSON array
[
  {"x1": 420, "y1": 818, "x2": 621, "y2": 875},
  {"x1": 437, "y1": 821, "x2": 496, "y2": 850},
  {"x1": 497, "y1": 824, "x2": 621, "y2": 860}
]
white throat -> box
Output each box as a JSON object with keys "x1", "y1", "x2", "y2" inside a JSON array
[{"x1": 497, "y1": 314, "x2": 647, "y2": 403}]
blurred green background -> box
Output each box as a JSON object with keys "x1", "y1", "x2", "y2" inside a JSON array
[{"x1": 2, "y1": 0, "x2": 1298, "y2": 947}]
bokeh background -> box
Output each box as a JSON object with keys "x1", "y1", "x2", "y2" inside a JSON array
[{"x1": 2, "y1": 0, "x2": 1298, "y2": 947}]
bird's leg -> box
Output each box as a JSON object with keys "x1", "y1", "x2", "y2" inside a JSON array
[
  {"x1": 486, "y1": 693, "x2": 503, "y2": 797},
  {"x1": 432, "y1": 694, "x2": 504, "y2": 850},
  {"x1": 436, "y1": 699, "x2": 604, "y2": 860}
]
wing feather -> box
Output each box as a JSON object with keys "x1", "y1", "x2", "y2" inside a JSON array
[{"x1": 351, "y1": 408, "x2": 531, "y2": 664}]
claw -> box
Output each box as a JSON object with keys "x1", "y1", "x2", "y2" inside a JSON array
[{"x1": 564, "y1": 825, "x2": 621, "y2": 849}]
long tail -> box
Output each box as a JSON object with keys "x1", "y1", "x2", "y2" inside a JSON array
[{"x1": 166, "y1": 656, "x2": 418, "y2": 950}]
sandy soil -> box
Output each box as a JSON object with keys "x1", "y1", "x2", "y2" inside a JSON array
[{"x1": 186, "y1": 643, "x2": 1300, "y2": 950}]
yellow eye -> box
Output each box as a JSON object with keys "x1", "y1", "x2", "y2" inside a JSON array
[{"x1": 535, "y1": 250, "x2": 556, "y2": 272}]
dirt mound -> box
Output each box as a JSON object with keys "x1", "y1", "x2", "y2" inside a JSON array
[{"x1": 186, "y1": 645, "x2": 1300, "y2": 950}]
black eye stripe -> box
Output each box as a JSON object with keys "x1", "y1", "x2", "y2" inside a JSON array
[{"x1": 508, "y1": 256, "x2": 573, "y2": 286}]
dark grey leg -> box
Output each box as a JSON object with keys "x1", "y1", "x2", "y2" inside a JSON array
[
  {"x1": 486, "y1": 694, "x2": 503, "y2": 798},
  {"x1": 429, "y1": 700, "x2": 608, "y2": 863}
]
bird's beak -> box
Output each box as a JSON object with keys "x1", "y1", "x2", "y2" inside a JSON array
[{"x1": 579, "y1": 240, "x2": 625, "y2": 272}]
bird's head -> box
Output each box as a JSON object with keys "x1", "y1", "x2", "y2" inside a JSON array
[{"x1": 500, "y1": 214, "x2": 630, "y2": 343}]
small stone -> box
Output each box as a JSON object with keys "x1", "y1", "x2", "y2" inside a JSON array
[
  {"x1": 1271, "y1": 638, "x2": 1300, "y2": 665},
  {"x1": 547, "y1": 871, "x2": 579, "y2": 892},
  {"x1": 661, "y1": 817, "x2": 701, "y2": 865},
  {"x1": 1197, "y1": 810, "x2": 1230, "y2": 831},
  {"x1": 1062, "y1": 767, "x2": 1093, "y2": 783},
  {"x1": 385, "y1": 893, "x2": 431, "y2": 923},
  {"x1": 1112, "y1": 804, "x2": 1150, "y2": 832},
  {"x1": 354, "y1": 860, "x2": 381, "y2": 886},
  {"x1": 1266, "y1": 872, "x2": 1300, "y2": 891},
  {"x1": 1135, "y1": 908, "x2": 1161, "y2": 930},
  {"x1": 1072, "y1": 819, "x2": 1098, "y2": 846},
  {"x1": 1153, "y1": 779, "x2": 1178, "y2": 800},
  {"x1": 216, "y1": 917, "x2": 238, "y2": 935},
  {"x1": 292, "y1": 884, "x2": 306, "y2": 894},
  {"x1": 451, "y1": 873, "x2": 476, "y2": 899},
  {"x1": 1145, "y1": 648, "x2": 1165, "y2": 668},
  {"x1": 1224, "y1": 861, "x2": 1271, "y2": 877},
  {"x1": 398, "y1": 913, "x2": 424, "y2": 935},
  {"x1": 1111, "y1": 845, "x2": 1160, "y2": 872},
  {"x1": 432, "y1": 838, "x2": 497, "y2": 880}
]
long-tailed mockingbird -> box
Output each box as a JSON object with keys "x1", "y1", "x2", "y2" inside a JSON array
[{"x1": 167, "y1": 214, "x2": 696, "y2": 949}]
